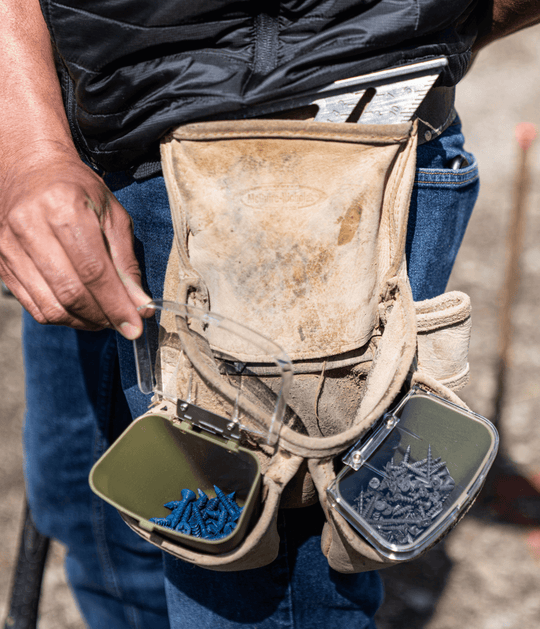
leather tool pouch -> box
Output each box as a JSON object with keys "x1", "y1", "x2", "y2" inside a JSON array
[{"x1": 113, "y1": 119, "x2": 475, "y2": 572}]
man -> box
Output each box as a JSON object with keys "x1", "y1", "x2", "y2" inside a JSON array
[{"x1": 1, "y1": 1, "x2": 539, "y2": 627}]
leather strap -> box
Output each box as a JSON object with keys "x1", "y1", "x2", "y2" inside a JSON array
[{"x1": 416, "y1": 86, "x2": 456, "y2": 145}]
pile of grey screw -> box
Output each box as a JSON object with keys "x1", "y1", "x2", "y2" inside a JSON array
[
  {"x1": 150, "y1": 485, "x2": 243, "y2": 541},
  {"x1": 354, "y1": 445, "x2": 455, "y2": 546}
]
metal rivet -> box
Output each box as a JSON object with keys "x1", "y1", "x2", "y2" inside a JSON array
[{"x1": 424, "y1": 130, "x2": 432, "y2": 142}]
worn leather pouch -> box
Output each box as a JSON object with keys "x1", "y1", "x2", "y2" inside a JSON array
[{"x1": 118, "y1": 118, "x2": 474, "y2": 572}]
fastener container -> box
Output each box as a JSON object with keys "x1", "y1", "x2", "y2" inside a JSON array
[
  {"x1": 90, "y1": 300, "x2": 291, "y2": 555},
  {"x1": 327, "y1": 387, "x2": 498, "y2": 561}
]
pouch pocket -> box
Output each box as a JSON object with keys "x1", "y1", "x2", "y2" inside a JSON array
[
  {"x1": 415, "y1": 290, "x2": 472, "y2": 391},
  {"x1": 406, "y1": 157, "x2": 479, "y2": 300},
  {"x1": 115, "y1": 436, "x2": 304, "y2": 572},
  {"x1": 161, "y1": 119, "x2": 416, "y2": 362}
]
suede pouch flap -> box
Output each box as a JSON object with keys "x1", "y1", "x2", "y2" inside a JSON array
[{"x1": 162, "y1": 120, "x2": 413, "y2": 362}]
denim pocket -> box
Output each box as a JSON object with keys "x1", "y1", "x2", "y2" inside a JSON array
[{"x1": 406, "y1": 136, "x2": 479, "y2": 301}]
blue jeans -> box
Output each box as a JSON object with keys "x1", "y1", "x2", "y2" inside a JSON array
[{"x1": 23, "y1": 118, "x2": 478, "y2": 629}]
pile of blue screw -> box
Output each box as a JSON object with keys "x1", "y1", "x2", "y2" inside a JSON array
[{"x1": 149, "y1": 485, "x2": 243, "y2": 541}]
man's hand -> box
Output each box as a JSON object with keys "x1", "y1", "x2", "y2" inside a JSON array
[
  {"x1": 0, "y1": 144, "x2": 150, "y2": 338},
  {"x1": 0, "y1": 0, "x2": 150, "y2": 339}
]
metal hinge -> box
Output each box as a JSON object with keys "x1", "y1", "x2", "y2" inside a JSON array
[{"x1": 176, "y1": 400, "x2": 241, "y2": 442}]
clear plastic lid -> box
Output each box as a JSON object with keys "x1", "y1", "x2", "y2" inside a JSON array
[
  {"x1": 327, "y1": 387, "x2": 499, "y2": 560},
  {"x1": 133, "y1": 300, "x2": 293, "y2": 446}
]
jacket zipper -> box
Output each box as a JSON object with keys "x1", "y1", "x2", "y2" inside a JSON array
[{"x1": 254, "y1": 10, "x2": 279, "y2": 75}]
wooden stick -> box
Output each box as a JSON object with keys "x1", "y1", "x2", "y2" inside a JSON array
[{"x1": 493, "y1": 122, "x2": 537, "y2": 426}]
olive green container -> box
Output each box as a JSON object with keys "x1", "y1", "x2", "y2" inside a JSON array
[{"x1": 89, "y1": 411, "x2": 261, "y2": 554}]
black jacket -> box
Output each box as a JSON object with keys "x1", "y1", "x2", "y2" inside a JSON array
[{"x1": 40, "y1": 0, "x2": 482, "y2": 172}]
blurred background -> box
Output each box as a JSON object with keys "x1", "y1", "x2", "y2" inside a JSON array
[{"x1": 2, "y1": 24, "x2": 540, "y2": 629}]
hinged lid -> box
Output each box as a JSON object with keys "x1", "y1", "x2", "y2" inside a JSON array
[{"x1": 133, "y1": 300, "x2": 293, "y2": 446}]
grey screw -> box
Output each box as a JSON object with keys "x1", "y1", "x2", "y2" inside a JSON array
[{"x1": 355, "y1": 443, "x2": 456, "y2": 545}]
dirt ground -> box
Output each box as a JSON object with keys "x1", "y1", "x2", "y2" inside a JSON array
[{"x1": 2, "y1": 25, "x2": 540, "y2": 629}]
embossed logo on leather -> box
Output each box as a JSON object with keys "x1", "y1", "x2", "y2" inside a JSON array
[{"x1": 241, "y1": 185, "x2": 326, "y2": 209}]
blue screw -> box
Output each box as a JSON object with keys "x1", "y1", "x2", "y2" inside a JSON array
[
  {"x1": 149, "y1": 517, "x2": 173, "y2": 527},
  {"x1": 175, "y1": 503, "x2": 193, "y2": 530},
  {"x1": 176, "y1": 522, "x2": 192, "y2": 536},
  {"x1": 209, "y1": 505, "x2": 228, "y2": 534},
  {"x1": 152, "y1": 486, "x2": 244, "y2": 541},
  {"x1": 195, "y1": 489, "x2": 208, "y2": 510},
  {"x1": 187, "y1": 517, "x2": 202, "y2": 538},
  {"x1": 206, "y1": 521, "x2": 218, "y2": 536},
  {"x1": 223, "y1": 521, "x2": 236, "y2": 536},
  {"x1": 190, "y1": 502, "x2": 208, "y2": 538},
  {"x1": 169, "y1": 488, "x2": 196, "y2": 528},
  {"x1": 164, "y1": 500, "x2": 182, "y2": 510},
  {"x1": 205, "y1": 508, "x2": 221, "y2": 520},
  {"x1": 214, "y1": 486, "x2": 241, "y2": 521}
]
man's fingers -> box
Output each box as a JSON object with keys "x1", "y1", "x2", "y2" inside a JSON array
[
  {"x1": 47, "y1": 202, "x2": 144, "y2": 338},
  {"x1": 7, "y1": 222, "x2": 110, "y2": 327},
  {"x1": 0, "y1": 256, "x2": 102, "y2": 330},
  {"x1": 0, "y1": 261, "x2": 44, "y2": 322},
  {"x1": 100, "y1": 204, "x2": 152, "y2": 310}
]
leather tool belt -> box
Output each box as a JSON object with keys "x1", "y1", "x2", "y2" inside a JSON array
[{"x1": 112, "y1": 114, "x2": 476, "y2": 573}]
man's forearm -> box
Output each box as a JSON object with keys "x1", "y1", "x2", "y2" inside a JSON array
[
  {"x1": 0, "y1": 0, "x2": 77, "y2": 171},
  {"x1": 0, "y1": 0, "x2": 149, "y2": 338},
  {"x1": 473, "y1": 0, "x2": 540, "y2": 52}
]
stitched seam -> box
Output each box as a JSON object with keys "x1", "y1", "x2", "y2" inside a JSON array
[
  {"x1": 415, "y1": 173, "x2": 479, "y2": 186},
  {"x1": 51, "y1": 1, "x2": 248, "y2": 29},
  {"x1": 91, "y1": 335, "x2": 122, "y2": 599},
  {"x1": 174, "y1": 131, "x2": 409, "y2": 143},
  {"x1": 394, "y1": 139, "x2": 415, "y2": 270},
  {"x1": 92, "y1": 438, "x2": 122, "y2": 597},
  {"x1": 65, "y1": 49, "x2": 248, "y2": 76}
]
